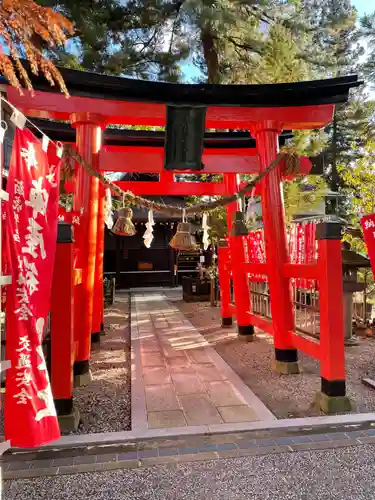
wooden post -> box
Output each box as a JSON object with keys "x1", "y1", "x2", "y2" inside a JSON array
[
  {"x1": 70, "y1": 113, "x2": 105, "y2": 385},
  {"x1": 253, "y1": 122, "x2": 298, "y2": 374},
  {"x1": 218, "y1": 240, "x2": 233, "y2": 327},
  {"x1": 225, "y1": 173, "x2": 253, "y2": 340},
  {"x1": 50, "y1": 223, "x2": 80, "y2": 431},
  {"x1": 169, "y1": 245, "x2": 175, "y2": 287},
  {"x1": 92, "y1": 182, "x2": 105, "y2": 343},
  {"x1": 316, "y1": 221, "x2": 351, "y2": 413}
]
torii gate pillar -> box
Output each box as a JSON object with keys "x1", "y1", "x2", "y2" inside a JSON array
[
  {"x1": 70, "y1": 112, "x2": 105, "y2": 386},
  {"x1": 91, "y1": 182, "x2": 105, "y2": 343},
  {"x1": 252, "y1": 121, "x2": 299, "y2": 374}
]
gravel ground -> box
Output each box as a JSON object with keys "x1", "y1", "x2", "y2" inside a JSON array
[
  {"x1": 4, "y1": 444, "x2": 375, "y2": 499},
  {"x1": 0, "y1": 294, "x2": 131, "y2": 436},
  {"x1": 72, "y1": 293, "x2": 131, "y2": 434},
  {"x1": 171, "y1": 296, "x2": 375, "y2": 418}
]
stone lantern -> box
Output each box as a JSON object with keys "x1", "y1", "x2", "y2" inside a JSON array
[
  {"x1": 341, "y1": 248, "x2": 370, "y2": 343},
  {"x1": 292, "y1": 187, "x2": 346, "y2": 224}
]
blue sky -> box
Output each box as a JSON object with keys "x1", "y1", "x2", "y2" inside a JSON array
[{"x1": 353, "y1": 0, "x2": 370, "y2": 16}]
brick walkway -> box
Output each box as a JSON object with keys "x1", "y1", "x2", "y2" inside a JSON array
[{"x1": 131, "y1": 292, "x2": 275, "y2": 431}]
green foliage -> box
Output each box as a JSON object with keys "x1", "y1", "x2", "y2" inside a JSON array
[
  {"x1": 360, "y1": 13, "x2": 375, "y2": 88},
  {"x1": 39, "y1": 0, "x2": 188, "y2": 80},
  {"x1": 326, "y1": 95, "x2": 375, "y2": 192},
  {"x1": 207, "y1": 206, "x2": 228, "y2": 243},
  {"x1": 283, "y1": 175, "x2": 328, "y2": 224},
  {"x1": 59, "y1": 193, "x2": 73, "y2": 210},
  {"x1": 339, "y1": 139, "x2": 375, "y2": 254}
]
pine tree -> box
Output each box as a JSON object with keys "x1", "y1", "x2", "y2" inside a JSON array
[
  {"x1": 39, "y1": 0, "x2": 189, "y2": 80},
  {"x1": 360, "y1": 12, "x2": 375, "y2": 88},
  {"x1": 328, "y1": 94, "x2": 375, "y2": 190},
  {"x1": 39, "y1": 0, "x2": 297, "y2": 83},
  {"x1": 340, "y1": 137, "x2": 375, "y2": 251},
  {"x1": 297, "y1": 0, "x2": 367, "y2": 191}
]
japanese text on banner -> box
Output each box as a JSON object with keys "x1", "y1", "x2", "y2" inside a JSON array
[{"x1": 4, "y1": 129, "x2": 61, "y2": 448}]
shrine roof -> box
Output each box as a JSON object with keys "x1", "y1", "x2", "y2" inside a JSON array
[
  {"x1": 2, "y1": 67, "x2": 361, "y2": 130},
  {"x1": 342, "y1": 249, "x2": 370, "y2": 269}
]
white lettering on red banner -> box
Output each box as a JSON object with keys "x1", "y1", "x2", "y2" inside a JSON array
[
  {"x1": 361, "y1": 214, "x2": 375, "y2": 278},
  {"x1": 4, "y1": 128, "x2": 61, "y2": 448}
]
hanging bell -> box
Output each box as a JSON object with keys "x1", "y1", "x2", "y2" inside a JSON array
[
  {"x1": 112, "y1": 207, "x2": 136, "y2": 236},
  {"x1": 170, "y1": 222, "x2": 197, "y2": 251}
]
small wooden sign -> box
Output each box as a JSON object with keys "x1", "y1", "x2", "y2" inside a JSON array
[{"x1": 138, "y1": 262, "x2": 153, "y2": 271}]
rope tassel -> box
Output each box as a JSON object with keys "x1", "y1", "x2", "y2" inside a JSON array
[
  {"x1": 143, "y1": 209, "x2": 154, "y2": 248},
  {"x1": 104, "y1": 187, "x2": 114, "y2": 230},
  {"x1": 202, "y1": 212, "x2": 210, "y2": 251}
]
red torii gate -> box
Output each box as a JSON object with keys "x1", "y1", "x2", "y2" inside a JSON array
[{"x1": 5, "y1": 70, "x2": 359, "y2": 422}]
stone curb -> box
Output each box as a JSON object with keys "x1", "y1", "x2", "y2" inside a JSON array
[
  {"x1": 4, "y1": 432, "x2": 375, "y2": 480},
  {"x1": 5, "y1": 411, "x2": 373, "y2": 451}
]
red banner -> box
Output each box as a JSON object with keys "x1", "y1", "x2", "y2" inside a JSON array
[
  {"x1": 58, "y1": 206, "x2": 83, "y2": 268},
  {"x1": 361, "y1": 213, "x2": 375, "y2": 276},
  {"x1": 4, "y1": 128, "x2": 61, "y2": 448},
  {"x1": 247, "y1": 230, "x2": 267, "y2": 282},
  {"x1": 288, "y1": 222, "x2": 317, "y2": 289}
]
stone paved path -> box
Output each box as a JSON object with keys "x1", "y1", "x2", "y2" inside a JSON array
[{"x1": 131, "y1": 292, "x2": 275, "y2": 431}]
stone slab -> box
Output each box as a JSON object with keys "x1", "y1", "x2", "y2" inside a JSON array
[
  {"x1": 171, "y1": 373, "x2": 206, "y2": 395},
  {"x1": 58, "y1": 407, "x2": 80, "y2": 434},
  {"x1": 148, "y1": 410, "x2": 187, "y2": 429},
  {"x1": 131, "y1": 299, "x2": 149, "y2": 432},
  {"x1": 167, "y1": 357, "x2": 194, "y2": 371},
  {"x1": 145, "y1": 384, "x2": 181, "y2": 411},
  {"x1": 178, "y1": 394, "x2": 223, "y2": 425},
  {"x1": 186, "y1": 349, "x2": 212, "y2": 364},
  {"x1": 140, "y1": 342, "x2": 160, "y2": 353},
  {"x1": 74, "y1": 371, "x2": 93, "y2": 388},
  {"x1": 193, "y1": 363, "x2": 225, "y2": 382},
  {"x1": 143, "y1": 367, "x2": 172, "y2": 386},
  {"x1": 272, "y1": 360, "x2": 300, "y2": 375},
  {"x1": 314, "y1": 392, "x2": 352, "y2": 414},
  {"x1": 141, "y1": 352, "x2": 165, "y2": 368},
  {"x1": 205, "y1": 381, "x2": 246, "y2": 407},
  {"x1": 217, "y1": 405, "x2": 260, "y2": 423},
  {"x1": 163, "y1": 346, "x2": 187, "y2": 359}
]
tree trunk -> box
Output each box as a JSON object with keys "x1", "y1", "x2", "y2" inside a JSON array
[
  {"x1": 364, "y1": 271, "x2": 368, "y2": 323},
  {"x1": 200, "y1": 25, "x2": 220, "y2": 84},
  {"x1": 330, "y1": 109, "x2": 339, "y2": 191},
  {"x1": 210, "y1": 277, "x2": 215, "y2": 306}
]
